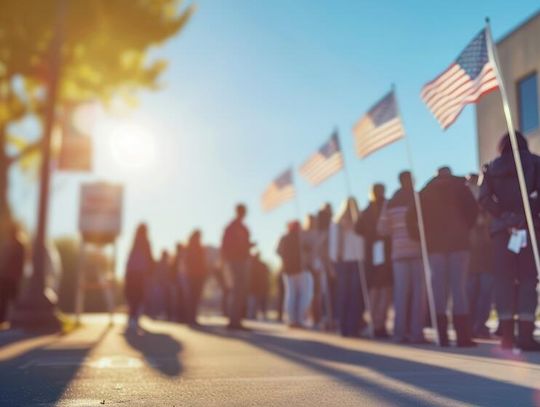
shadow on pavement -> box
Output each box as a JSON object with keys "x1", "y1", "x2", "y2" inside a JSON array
[
  {"x1": 124, "y1": 327, "x2": 183, "y2": 377},
  {"x1": 0, "y1": 324, "x2": 112, "y2": 406},
  {"x1": 198, "y1": 325, "x2": 540, "y2": 406}
]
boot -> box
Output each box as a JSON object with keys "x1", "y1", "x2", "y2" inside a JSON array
[
  {"x1": 499, "y1": 319, "x2": 515, "y2": 350},
  {"x1": 453, "y1": 314, "x2": 477, "y2": 347},
  {"x1": 436, "y1": 314, "x2": 449, "y2": 347},
  {"x1": 517, "y1": 320, "x2": 540, "y2": 351}
]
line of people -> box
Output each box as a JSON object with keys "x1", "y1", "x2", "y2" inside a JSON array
[
  {"x1": 276, "y1": 131, "x2": 540, "y2": 352},
  {"x1": 124, "y1": 205, "x2": 271, "y2": 332}
]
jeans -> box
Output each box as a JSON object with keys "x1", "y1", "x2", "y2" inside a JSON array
[
  {"x1": 430, "y1": 251, "x2": 470, "y2": 315},
  {"x1": 227, "y1": 260, "x2": 250, "y2": 327},
  {"x1": 393, "y1": 258, "x2": 426, "y2": 341},
  {"x1": 283, "y1": 271, "x2": 312, "y2": 325},
  {"x1": 247, "y1": 294, "x2": 268, "y2": 320},
  {"x1": 370, "y1": 287, "x2": 392, "y2": 331},
  {"x1": 492, "y1": 233, "x2": 538, "y2": 321},
  {"x1": 467, "y1": 272, "x2": 494, "y2": 334},
  {"x1": 334, "y1": 261, "x2": 364, "y2": 337}
]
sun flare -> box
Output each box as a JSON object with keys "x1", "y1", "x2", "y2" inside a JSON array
[{"x1": 108, "y1": 123, "x2": 157, "y2": 172}]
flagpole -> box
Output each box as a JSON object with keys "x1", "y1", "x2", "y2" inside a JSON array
[
  {"x1": 393, "y1": 85, "x2": 441, "y2": 346},
  {"x1": 485, "y1": 19, "x2": 540, "y2": 283},
  {"x1": 291, "y1": 167, "x2": 303, "y2": 221},
  {"x1": 336, "y1": 130, "x2": 376, "y2": 339}
]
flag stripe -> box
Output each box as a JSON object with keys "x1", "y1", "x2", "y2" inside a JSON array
[
  {"x1": 355, "y1": 118, "x2": 404, "y2": 146},
  {"x1": 428, "y1": 65, "x2": 496, "y2": 117},
  {"x1": 357, "y1": 124, "x2": 405, "y2": 157},
  {"x1": 301, "y1": 154, "x2": 343, "y2": 186},
  {"x1": 299, "y1": 133, "x2": 343, "y2": 186},
  {"x1": 439, "y1": 79, "x2": 499, "y2": 128},
  {"x1": 356, "y1": 122, "x2": 404, "y2": 154},
  {"x1": 432, "y1": 71, "x2": 498, "y2": 126},
  {"x1": 353, "y1": 91, "x2": 405, "y2": 158},
  {"x1": 421, "y1": 29, "x2": 499, "y2": 130},
  {"x1": 261, "y1": 169, "x2": 295, "y2": 212},
  {"x1": 261, "y1": 185, "x2": 295, "y2": 212}
]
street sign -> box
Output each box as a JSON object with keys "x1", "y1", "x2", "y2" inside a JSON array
[
  {"x1": 58, "y1": 134, "x2": 92, "y2": 171},
  {"x1": 57, "y1": 104, "x2": 93, "y2": 172},
  {"x1": 79, "y1": 183, "x2": 123, "y2": 244}
]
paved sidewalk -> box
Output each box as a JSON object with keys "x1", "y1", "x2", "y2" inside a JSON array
[{"x1": 0, "y1": 315, "x2": 539, "y2": 406}]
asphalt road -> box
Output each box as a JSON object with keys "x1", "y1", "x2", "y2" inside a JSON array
[{"x1": 1, "y1": 315, "x2": 540, "y2": 406}]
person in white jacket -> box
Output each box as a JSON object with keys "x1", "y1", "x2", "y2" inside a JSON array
[{"x1": 329, "y1": 198, "x2": 366, "y2": 337}]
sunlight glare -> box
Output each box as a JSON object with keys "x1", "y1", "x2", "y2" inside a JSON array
[{"x1": 108, "y1": 123, "x2": 157, "y2": 172}]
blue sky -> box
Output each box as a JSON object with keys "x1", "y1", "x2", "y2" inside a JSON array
[{"x1": 10, "y1": 0, "x2": 540, "y2": 272}]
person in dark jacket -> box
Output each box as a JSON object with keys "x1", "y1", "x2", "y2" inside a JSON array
[
  {"x1": 479, "y1": 132, "x2": 540, "y2": 351},
  {"x1": 185, "y1": 230, "x2": 208, "y2": 325},
  {"x1": 172, "y1": 243, "x2": 188, "y2": 323},
  {"x1": 221, "y1": 204, "x2": 252, "y2": 330},
  {"x1": 409, "y1": 167, "x2": 478, "y2": 347},
  {"x1": 0, "y1": 223, "x2": 25, "y2": 327},
  {"x1": 466, "y1": 173, "x2": 494, "y2": 339},
  {"x1": 278, "y1": 221, "x2": 308, "y2": 328},
  {"x1": 318, "y1": 204, "x2": 336, "y2": 328},
  {"x1": 125, "y1": 223, "x2": 154, "y2": 332},
  {"x1": 248, "y1": 252, "x2": 270, "y2": 320},
  {"x1": 356, "y1": 183, "x2": 392, "y2": 338}
]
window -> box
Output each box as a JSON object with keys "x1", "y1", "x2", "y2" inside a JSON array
[{"x1": 517, "y1": 73, "x2": 539, "y2": 134}]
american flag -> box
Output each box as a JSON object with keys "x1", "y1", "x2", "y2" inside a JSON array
[
  {"x1": 261, "y1": 168, "x2": 295, "y2": 212},
  {"x1": 421, "y1": 29, "x2": 498, "y2": 129},
  {"x1": 299, "y1": 132, "x2": 344, "y2": 186},
  {"x1": 353, "y1": 90, "x2": 405, "y2": 158}
]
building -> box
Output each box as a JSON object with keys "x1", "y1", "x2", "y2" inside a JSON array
[{"x1": 476, "y1": 10, "x2": 540, "y2": 166}]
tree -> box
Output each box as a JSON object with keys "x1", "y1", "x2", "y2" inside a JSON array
[{"x1": 0, "y1": 0, "x2": 193, "y2": 231}]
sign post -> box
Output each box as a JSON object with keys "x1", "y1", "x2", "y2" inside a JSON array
[{"x1": 76, "y1": 182, "x2": 123, "y2": 324}]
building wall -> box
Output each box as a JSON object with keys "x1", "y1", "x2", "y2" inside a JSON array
[{"x1": 476, "y1": 12, "x2": 540, "y2": 167}]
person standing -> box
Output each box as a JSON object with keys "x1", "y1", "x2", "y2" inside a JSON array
[
  {"x1": 0, "y1": 223, "x2": 25, "y2": 327},
  {"x1": 479, "y1": 132, "x2": 540, "y2": 351},
  {"x1": 330, "y1": 198, "x2": 366, "y2": 337},
  {"x1": 466, "y1": 173, "x2": 494, "y2": 339},
  {"x1": 150, "y1": 250, "x2": 170, "y2": 319},
  {"x1": 303, "y1": 214, "x2": 326, "y2": 329},
  {"x1": 356, "y1": 183, "x2": 393, "y2": 338},
  {"x1": 278, "y1": 221, "x2": 309, "y2": 327},
  {"x1": 185, "y1": 229, "x2": 208, "y2": 325},
  {"x1": 378, "y1": 172, "x2": 426, "y2": 343},
  {"x1": 221, "y1": 204, "x2": 252, "y2": 330},
  {"x1": 125, "y1": 224, "x2": 154, "y2": 332},
  {"x1": 318, "y1": 204, "x2": 336, "y2": 328},
  {"x1": 172, "y1": 243, "x2": 189, "y2": 323},
  {"x1": 409, "y1": 167, "x2": 478, "y2": 347},
  {"x1": 248, "y1": 252, "x2": 270, "y2": 320}
]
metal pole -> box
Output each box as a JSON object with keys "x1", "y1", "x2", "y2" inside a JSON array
[
  {"x1": 485, "y1": 19, "x2": 540, "y2": 281},
  {"x1": 393, "y1": 85, "x2": 441, "y2": 346},
  {"x1": 75, "y1": 240, "x2": 86, "y2": 325},
  {"x1": 109, "y1": 241, "x2": 118, "y2": 325}
]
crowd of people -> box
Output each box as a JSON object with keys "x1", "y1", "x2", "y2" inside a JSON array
[
  {"x1": 124, "y1": 204, "x2": 271, "y2": 332},
  {"x1": 123, "y1": 131, "x2": 540, "y2": 352},
  {"x1": 273, "y1": 131, "x2": 540, "y2": 351},
  {"x1": 2, "y1": 131, "x2": 537, "y2": 354},
  {"x1": 124, "y1": 131, "x2": 540, "y2": 353}
]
